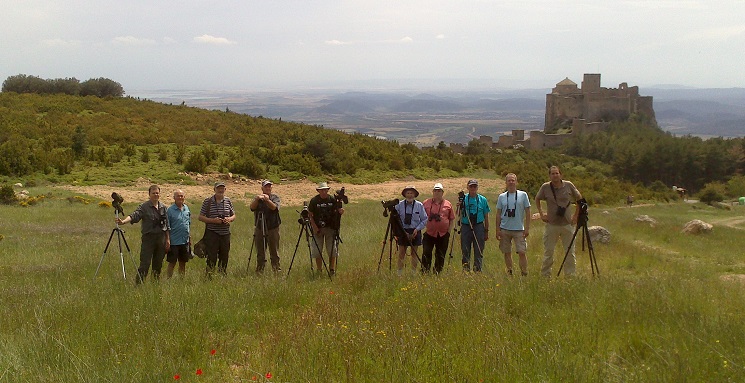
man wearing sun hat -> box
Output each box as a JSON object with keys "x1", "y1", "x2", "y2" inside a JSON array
[
  {"x1": 421, "y1": 183, "x2": 456, "y2": 274},
  {"x1": 393, "y1": 185, "x2": 427, "y2": 275},
  {"x1": 198, "y1": 181, "x2": 236, "y2": 277},
  {"x1": 308, "y1": 181, "x2": 345, "y2": 275},
  {"x1": 461, "y1": 179, "x2": 490, "y2": 272}
]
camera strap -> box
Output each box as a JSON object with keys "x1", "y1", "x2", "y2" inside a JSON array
[{"x1": 549, "y1": 183, "x2": 570, "y2": 209}]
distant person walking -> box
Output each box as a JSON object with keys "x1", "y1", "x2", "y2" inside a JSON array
[
  {"x1": 535, "y1": 166, "x2": 582, "y2": 276},
  {"x1": 198, "y1": 181, "x2": 236, "y2": 277},
  {"x1": 421, "y1": 183, "x2": 456, "y2": 274},
  {"x1": 165, "y1": 189, "x2": 191, "y2": 278},
  {"x1": 249, "y1": 180, "x2": 282, "y2": 274},
  {"x1": 495, "y1": 173, "x2": 531, "y2": 276},
  {"x1": 461, "y1": 179, "x2": 490, "y2": 272},
  {"x1": 116, "y1": 184, "x2": 170, "y2": 283}
]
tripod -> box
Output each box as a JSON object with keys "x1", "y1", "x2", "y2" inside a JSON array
[
  {"x1": 287, "y1": 213, "x2": 333, "y2": 281},
  {"x1": 95, "y1": 210, "x2": 140, "y2": 280},
  {"x1": 557, "y1": 211, "x2": 599, "y2": 276},
  {"x1": 447, "y1": 197, "x2": 463, "y2": 267},
  {"x1": 247, "y1": 211, "x2": 268, "y2": 272},
  {"x1": 377, "y1": 207, "x2": 422, "y2": 273}
]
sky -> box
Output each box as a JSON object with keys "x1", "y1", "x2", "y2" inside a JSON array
[{"x1": 2, "y1": 1, "x2": 744, "y2": 92}]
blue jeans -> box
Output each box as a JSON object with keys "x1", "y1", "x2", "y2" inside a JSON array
[{"x1": 461, "y1": 222, "x2": 485, "y2": 271}]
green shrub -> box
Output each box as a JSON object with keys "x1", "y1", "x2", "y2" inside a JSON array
[
  {"x1": 698, "y1": 182, "x2": 726, "y2": 205},
  {"x1": 0, "y1": 185, "x2": 15, "y2": 204}
]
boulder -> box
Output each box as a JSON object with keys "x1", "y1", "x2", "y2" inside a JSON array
[
  {"x1": 13, "y1": 183, "x2": 23, "y2": 188},
  {"x1": 682, "y1": 219, "x2": 713, "y2": 234},
  {"x1": 635, "y1": 215, "x2": 657, "y2": 226},
  {"x1": 588, "y1": 226, "x2": 611, "y2": 244}
]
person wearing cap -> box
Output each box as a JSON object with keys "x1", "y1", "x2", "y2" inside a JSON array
[
  {"x1": 249, "y1": 180, "x2": 282, "y2": 274},
  {"x1": 535, "y1": 166, "x2": 582, "y2": 276},
  {"x1": 421, "y1": 183, "x2": 456, "y2": 274},
  {"x1": 308, "y1": 182, "x2": 345, "y2": 275},
  {"x1": 461, "y1": 179, "x2": 490, "y2": 272},
  {"x1": 116, "y1": 184, "x2": 170, "y2": 283},
  {"x1": 198, "y1": 181, "x2": 236, "y2": 276},
  {"x1": 394, "y1": 185, "x2": 427, "y2": 275},
  {"x1": 495, "y1": 173, "x2": 531, "y2": 276},
  {"x1": 165, "y1": 189, "x2": 191, "y2": 278}
]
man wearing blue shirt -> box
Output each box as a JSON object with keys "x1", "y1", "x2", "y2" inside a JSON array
[
  {"x1": 496, "y1": 173, "x2": 531, "y2": 276},
  {"x1": 166, "y1": 189, "x2": 191, "y2": 278},
  {"x1": 395, "y1": 186, "x2": 427, "y2": 275},
  {"x1": 461, "y1": 179, "x2": 490, "y2": 272}
]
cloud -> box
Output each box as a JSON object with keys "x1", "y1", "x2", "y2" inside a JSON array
[
  {"x1": 193, "y1": 34, "x2": 235, "y2": 45},
  {"x1": 162, "y1": 37, "x2": 177, "y2": 44},
  {"x1": 41, "y1": 38, "x2": 81, "y2": 47},
  {"x1": 325, "y1": 39, "x2": 351, "y2": 46},
  {"x1": 399, "y1": 36, "x2": 413, "y2": 43},
  {"x1": 111, "y1": 36, "x2": 157, "y2": 45},
  {"x1": 435, "y1": 34, "x2": 446, "y2": 40}
]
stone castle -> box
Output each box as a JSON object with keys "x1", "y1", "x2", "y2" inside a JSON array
[{"x1": 450, "y1": 73, "x2": 656, "y2": 152}]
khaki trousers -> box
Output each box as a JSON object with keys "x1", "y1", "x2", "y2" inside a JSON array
[{"x1": 541, "y1": 223, "x2": 575, "y2": 276}]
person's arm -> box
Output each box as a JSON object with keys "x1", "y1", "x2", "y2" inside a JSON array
[
  {"x1": 483, "y1": 212, "x2": 489, "y2": 241},
  {"x1": 495, "y1": 208, "x2": 502, "y2": 240},
  {"x1": 535, "y1": 190, "x2": 548, "y2": 223},
  {"x1": 413, "y1": 203, "x2": 427, "y2": 234},
  {"x1": 523, "y1": 206, "x2": 530, "y2": 238}
]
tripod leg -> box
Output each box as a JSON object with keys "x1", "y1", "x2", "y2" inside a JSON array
[
  {"x1": 583, "y1": 224, "x2": 600, "y2": 276},
  {"x1": 118, "y1": 228, "x2": 139, "y2": 281},
  {"x1": 557, "y1": 224, "x2": 581, "y2": 277},
  {"x1": 309, "y1": 225, "x2": 333, "y2": 281},
  {"x1": 117, "y1": 229, "x2": 127, "y2": 279},
  {"x1": 286, "y1": 223, "x2": 306, "y2": 278},
  {"x1": 95, "y1": 228, "x2": 118, "y2": 279},
  {"x1": 377, "y1": 221, "x2": 392, "y2": 273}
]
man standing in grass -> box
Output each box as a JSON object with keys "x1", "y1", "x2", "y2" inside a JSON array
[
  {"x1": 198, "y1": 181, "x2": 236, "y2": 277},
  {"x1": 166, "y1": 189, "x2": 191, "y2": 278},
  {"x1": 249, "y1": 180, "x2": 282, "y2": 274},
  {"x1": 308, "y1": 182, "x2": 344, "y2": 275},
  {"x1": 535, "y1": 166, "x2": 582, "y2": 276},
  {"x1": 461, "y1": 179, "x2": 490, "y2": 272},
  {"x1": 117, "y1": 184, "x2": 170, "y2": 283},
  {"x1": 495, "y1": 173, "x2": 531, "y2": 276},
  {"x1": 395, "y1": 185, "x2": 427, "y2": 275},
  {"x1": 421, "y1": 183, "x2": 456, "y2": 274}
]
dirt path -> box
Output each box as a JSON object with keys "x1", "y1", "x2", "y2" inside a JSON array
[
  {"x1": 709, "y1": 216, "x2": 745, "y2": 230},
  {"x1": 56, "y1": 177, "x2": 505, "y2": 207}
]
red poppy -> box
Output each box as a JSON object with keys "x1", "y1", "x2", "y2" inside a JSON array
[
  {"x1": 210, "y1": 349, "x2": 216, "y2": 355},
  {"x1": 329, "y1": 291, "x2": 334, "y2": 294},
  {"x1": 265, "y1": 372, "x2": 272, "y2": 379},
  {"x1": 174, "y1": 375, "x2": 180, "y2": 380},
  {"x1": 196, "y1": 369, "x2": 203, "y2": 375},
  {"x1": 252, "y1": 376, "x2": 257, "y2": 381}
]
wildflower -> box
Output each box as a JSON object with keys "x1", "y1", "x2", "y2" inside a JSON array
[
  {"x1": 210, "y1": 349, "x2": 216, "y2": 355},
  {"x1": 265, "y1": 372, "x2": 273, "y2": 379},
  {"x1": 174, "y1": 375, "x2": 180, "y2": 380},
  {"x1": 252, "y1": 376, "x2": 257, "y2": 381},
  {"x1": 330, "y1": 291, "x2": 334, "y2": 294},
  {"x1": 196, "y1": 369, "x2": 203, "y2": 375}
]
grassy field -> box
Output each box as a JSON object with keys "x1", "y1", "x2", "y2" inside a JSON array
[{"x1": 1, "y1": 188, "x2": 744, "y2": 382}]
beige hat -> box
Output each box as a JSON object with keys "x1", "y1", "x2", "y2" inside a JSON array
[
  {"x1": 316, "y1": 182, "x2": 330, "y2": 190},
  {"x1": 433, "y1": 183, "x2": 444, "y2": 191},
  {"x1": 401, "y1": 185, "x2": 419, "y2": 198}
]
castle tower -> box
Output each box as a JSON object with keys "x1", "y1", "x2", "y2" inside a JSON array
[{"x1": 581, "y1": 74, "x2": 601, "y2": 93}]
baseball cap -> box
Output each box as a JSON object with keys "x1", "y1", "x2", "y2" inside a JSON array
[
  {"x1": 467, "y1": 179, "x2": 478, "y2": 186},
  {"x1": 261, "y1": 180, "x2": 273, "y2": 187},
  {"x1": 433, "y1": 183, "x2": 444, "y2": 191},
  {"x1": 214, "y1": 181, "x2": 226, "y2": 188}
]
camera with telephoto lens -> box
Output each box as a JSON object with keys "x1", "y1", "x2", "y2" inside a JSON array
[
  {"x1": 111, "y1": 192, "x2": 124, "y2": 215},
  {"x1": 334, "y1": 187, "x2": 349, "y2": 205},
  {"x1": 458, "y1": 190, "x2": 465, "y2": 203},
  {"x1": 297, "y1": 202, "x2": 310, "y2": 224},
  {"x1": 577, "y1": 198, "x2": 589, "y2": 223},
  {"x1": 381, "y1": 198, "x2": 399, "y2": 217}
]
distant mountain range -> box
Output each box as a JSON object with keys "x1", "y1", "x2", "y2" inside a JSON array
[{"x1": 133, "y1": 86, "x2": 745, "y2": 142}]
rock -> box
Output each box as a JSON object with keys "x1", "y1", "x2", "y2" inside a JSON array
[
  {"x1": 603, "y1": 210, "x2": 611, "y2": 215},
  {"x1": 20, "y1": 190, "x2": 29, "y2": 195},
  {"x1": 13, "y1": 183, "x2": 23, "y2": 188},
  {"x1": 588, "y1": 226, "x2": 611, "y2": 244},
  {"x1": 682, "y1": 219, "x2": 713, "y2": 234},
  {"x1": 635, "y1": 215, "x2": 657, "y2": 226},
  {"x1": 531, "y1": 213, "x2": 541, "y2": 220}
]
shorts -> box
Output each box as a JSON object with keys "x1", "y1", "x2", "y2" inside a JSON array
[
  {"x1": 397, "y1": 228, "x2": 423, "y2": 247},
  {"x1": 499, "y1": 230, "x2": 527, "y2": 254},
  {"x1": 167, "y1": 244, "x2": 191, "y2": 263}
]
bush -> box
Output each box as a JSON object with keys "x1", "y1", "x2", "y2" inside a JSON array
[
  {"x1": 184, "y1": 151, "x2": 207, "y2": 173},
  {"x1": 698, "y1": 182, "x2": 726, "y2": 205},
  {"x1": 0, "y1": 185, "x2": 16, "y2": 204}
]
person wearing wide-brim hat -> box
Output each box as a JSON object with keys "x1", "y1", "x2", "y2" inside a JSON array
[
  {"x1": 308, "y1": 181, "x2": 344, "y2": 275},
  {"x1": 394, "y1": 185, "x2": 427, "y2": 275},
  {"x1": 421, "y1": 183, "x2": 456, "y2": 274}
]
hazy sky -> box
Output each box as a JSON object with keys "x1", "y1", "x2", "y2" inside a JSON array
[{"x1": 2, "y1": 1, "x2": 744, "y2": 92}]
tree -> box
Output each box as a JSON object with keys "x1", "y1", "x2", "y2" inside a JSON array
[
  {"x1": 80, "y1": 78, "x2": 124, "y2": 97},
  {"x1": 71, "y1": 126, "x2": 88, "y2": 158}
]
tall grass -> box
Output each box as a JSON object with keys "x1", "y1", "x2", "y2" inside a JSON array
[{"x1": 1, "y1": 191, "x2": 744, "y2": 382}]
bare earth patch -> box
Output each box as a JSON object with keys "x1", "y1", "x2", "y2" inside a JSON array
[{"x1": 56, "y1": 176, "x2": 504, "y2": 207}]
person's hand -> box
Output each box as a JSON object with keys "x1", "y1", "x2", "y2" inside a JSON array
[
  {"x1": 523, "y1": 229, "x2": 529, "y2": 238},
  {"x1": 165, "y1": 239, "x2": 171, "y2": 253},
  {"x1": 338, "y1": 208, "x2": 345, "y2": 215},
  {"x1": 495, "y1": 228, "x2": 502, "y2": 241},
  {"x1": 571, "y1": 216, "x2": 578, "y2": 225},
  {"x1": 540, "y1": 212, "x2": 549, "y2": 222},
  {"x1": 484, "y1": 231, "x2": 489, "y2": 242}
]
